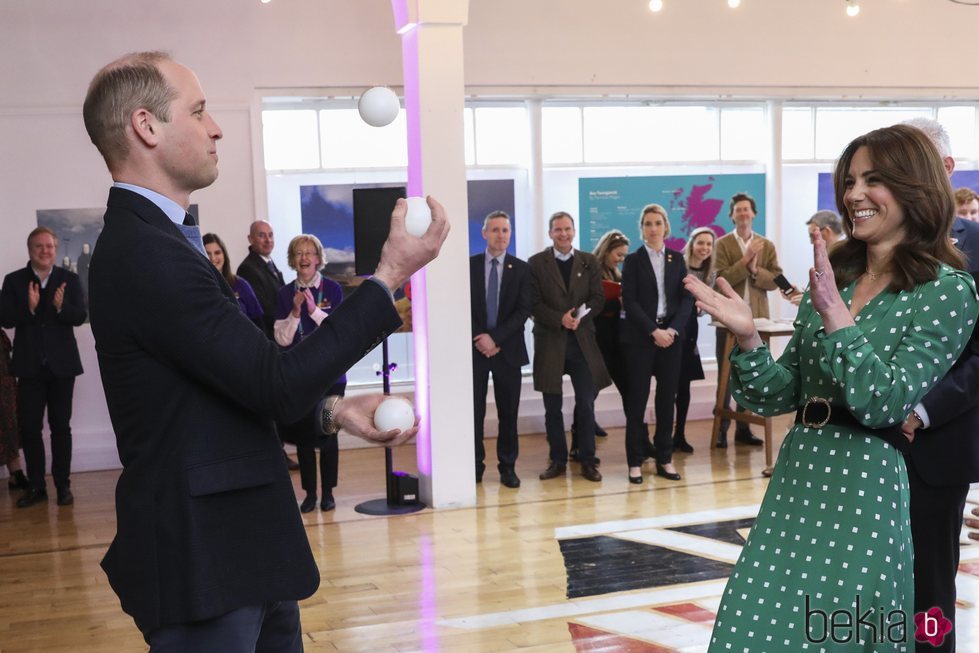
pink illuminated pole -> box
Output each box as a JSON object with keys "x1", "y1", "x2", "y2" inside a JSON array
[{"x1": 393, "y1": 0, "x2": 476, "y2": 508}]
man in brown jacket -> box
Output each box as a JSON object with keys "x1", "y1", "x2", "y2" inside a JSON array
[
  {"x1": 713, "y1": 192, "x2": 783, "y2": 447},
  {"x1": 529, "y1": 212, "x2": 610, "y2": 482}
]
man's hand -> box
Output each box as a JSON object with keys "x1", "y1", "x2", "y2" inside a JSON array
[
  {"x1": 332, "y1": 394, "x2": 418, "y2": 446},
  {"x1": 373, "y1": 196, "x2": 450, "y2": 291},
  {"x1": 473, "y1": 333, "x2": 499, "y2": 357},
  {"x1": 900, "y1": 412, "x2": 922, "y2": 444},
  {"x1": 786, "y1": 286, "x2": 804, "y2": 306},
  {"x1": 28, "y1": 282, "x2": 40, "y2": 313},
  {"x1": 965, "y1": 506, "x2": 979, "y2": 542},
  {"x1": 561, "y1": 309, "x2": 580, "y2": 331},
  {"x1": 652, "y1": 328, "x2": 675, "y2": 348},
  {"x1": 52, "y1": 282, "x2": 66, "y2": 312}
]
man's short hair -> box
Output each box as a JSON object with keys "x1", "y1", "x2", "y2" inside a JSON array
[
  {"x1": 83, "y1": 51, "x2": 176, "y2": 170},
  {"x1": 483, "y1": 210, "x2": 511, "y2": 229},
  {"x1": 27, "y1": 226, "x2": 58, "y2": 246},
  {"x1": 806, "y1": 210, "x2": 843, "y2": 234},
  {"x1": 548, "y1": 211, "x2": 574, "y2": 230},
  {"x1": 902, "y1": 117, "x2": 952, "y2": 159},
  {"x1": 954, "y1": 187, "x2": 978, "y2": 206},
  {"x1": 728, "y1": 192, "x2": 757, "y2": 216}
]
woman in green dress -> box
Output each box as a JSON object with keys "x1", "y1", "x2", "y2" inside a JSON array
[{"x1": 685, "y1": 124, "x2": 978, "y2": 651}]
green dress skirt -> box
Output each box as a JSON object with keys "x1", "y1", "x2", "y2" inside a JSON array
[{"x1": 709, "y1": 265, "x2": 977, "y2": 652}]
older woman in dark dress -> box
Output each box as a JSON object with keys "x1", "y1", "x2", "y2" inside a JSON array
[{"x1": 274, "y1": 235, "x2": 346, "y2": 513}]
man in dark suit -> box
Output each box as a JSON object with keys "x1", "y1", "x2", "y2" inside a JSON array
[
  {"x1": 470, "y1": 210, "x2": 532, "y2": 489},
  {"x1": 82, "y1": 51, "x2": 448, "y2": 651},
  {"x1": 236, "y1": 219, "x2": 300, "y2": 470},
  {"x1": 529, "y1": 212, "x2": 610, "y2": 483},
  {"x1": 237, "y1": 219, "x2": 283, "y2": 339},
  {"x1": 900, "y1": 117, "x2": 979, "y2": 653},
  {"x1": 619, "y1": 204, "x2": 693, "y2": 484},
  {"x1": 0, "y1": 227, "x2": 87, "y2": 508}
]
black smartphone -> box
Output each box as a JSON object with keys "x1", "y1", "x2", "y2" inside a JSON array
[{"x1": 773, "y1": 273, "x2": 794, "y2": 294}]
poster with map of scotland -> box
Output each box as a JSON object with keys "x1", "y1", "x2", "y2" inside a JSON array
[{"x1": 578, "y1": 174, "x2": 767, "y2": 252}]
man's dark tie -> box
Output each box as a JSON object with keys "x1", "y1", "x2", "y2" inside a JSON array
[
  {"x1": 267, "y1": 259, "x2": 279, "y2": 277},
  {"x1": 487, "y1": 258, "x2": 499, "y2": 330},
  {"x1": 182, "y1": 212, "x2": 196, "y2": 226}
]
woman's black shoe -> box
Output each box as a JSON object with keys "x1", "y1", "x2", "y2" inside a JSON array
[
  {"x1": 655, "y1": 463, "x2": 681, "y2": 481},
  {"x1": 673, "y1": 438, "x2": 694, "y2": 454},
  {"x1": 7, "y1": 469, "x2": 28, "y2": 491},
  {"x1": 628, "y1": 473, "x2": 643, "y2": 485},
  {"x1": 300, "y1": 494, "x2": 317, "y2": 513},
  {"x1": 595, "y1": 424, "x2": 608, "y2": 437}
]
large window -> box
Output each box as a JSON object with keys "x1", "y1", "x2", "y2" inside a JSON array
[
  {"x1": 781, "y1": 104, "x2": 978, "y2": 161},
  {"x1": 262, "y1": 96, "x2": 979, "y2": 384}
]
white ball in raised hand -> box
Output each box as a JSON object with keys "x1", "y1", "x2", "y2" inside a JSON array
[
  {"x1": 358, "y1": 87, "x2": 400, "y2": 127},
  {"x1": 404, "y1": 196, "x2": 432, "y2": 237},
  {"x1": 373, "y1": 397, "x2": 415, "y2": 432}
]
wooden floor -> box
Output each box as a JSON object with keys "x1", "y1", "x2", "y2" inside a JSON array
[{"x1": 3, "y1": 416, "x2": 979, "y2": 651}]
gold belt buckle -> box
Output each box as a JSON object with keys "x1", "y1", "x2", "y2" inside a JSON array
[{"x1": 801, "y1": 397, "x2": 831, "y2": 428}]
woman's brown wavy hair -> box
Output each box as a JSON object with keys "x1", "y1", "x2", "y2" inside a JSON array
[{"x1": 830, "y1": 124, "x2": 964, "y2": 291}]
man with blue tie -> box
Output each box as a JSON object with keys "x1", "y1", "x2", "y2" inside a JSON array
[
  {"x1": 82, "y1": 51, "x2": 448, "y2": 651},
  {"x1": 470, "y1": 211, "x2": 533, "y2": 488}
]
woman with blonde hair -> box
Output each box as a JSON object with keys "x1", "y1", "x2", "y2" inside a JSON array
[
  {"x1": 672, "y1": 227, "x2": 716, "y2": 453},
  {"x1": 620, "y1": 204, "x2": 693, "y2": 483}
]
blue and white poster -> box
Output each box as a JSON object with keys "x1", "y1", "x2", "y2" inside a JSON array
[{"x1": 578, "y1": 174, "x2": 767, "y2": 252}]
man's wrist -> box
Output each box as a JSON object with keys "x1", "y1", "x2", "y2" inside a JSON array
[
  {"x1": 367, "y1": 275, "x2": 396, "y2": 304},
  {"x1": 319, "y1": 395, "x2": 342, "y2": 435}
]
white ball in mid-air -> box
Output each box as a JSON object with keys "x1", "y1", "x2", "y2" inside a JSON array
[
  {"x1": 373, "y1": 397, "x2": 415, "y2": 432},
  {"x1": 357, "y1": 87, "x2": 400, "y2": 127},
  {"x1": 404, "y1": 196, "x2": 432, "y2": 237}
]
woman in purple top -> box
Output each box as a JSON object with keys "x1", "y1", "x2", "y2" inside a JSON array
[
  {"x1": 274, "y1": 234, "x2": 346, "y2": 513},
  {"x1": 202, "y1": 233, "x2": 264, "y2": 330}
]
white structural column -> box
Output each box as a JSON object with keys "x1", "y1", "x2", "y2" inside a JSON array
[{"x1": 392, "y1": 0, "x2": 475, "y2": 508}]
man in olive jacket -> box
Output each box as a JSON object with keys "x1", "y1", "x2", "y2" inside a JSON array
[
  {"x1": 712, "y1": 192, "x2": 783, "y2": 447},
  {"x1": 529, "y1": 212, "x2": 610, "y2": 483}
]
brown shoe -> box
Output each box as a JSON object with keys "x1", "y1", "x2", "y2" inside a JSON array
[
  {"x1": 539, "y1": 461, "x2": 567, "y2": 480},
  {"x1": 581, "y1": 463, "x2": 602, "y2": 482}
]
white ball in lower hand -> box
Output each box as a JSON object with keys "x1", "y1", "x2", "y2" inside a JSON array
[
  {"x1": 373, "y1": 397, "x2": 415, "y2": 432},
  {"x1": 404, "y1": 197, "x2": 432, "y2": 237}
]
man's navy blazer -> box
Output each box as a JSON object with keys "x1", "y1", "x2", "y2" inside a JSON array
[
  {"x1": 469, "y1": 252, "x2": 532, "y2": 368},
  {"x1": 619, "y1": 245, "x2": 693, "y2": 347},
  {"x1": 236, "y1": 247, "x2": 284, "y2": 337},
  {"x1": 909, "y1": 216, "x2": 979, "y2": 485},
  {"x1": 0, "y1": 263, "x2": 86, "y2": 378},
  {"x1": 89, "y1": 187, "x2": 400, "y2": 632}
]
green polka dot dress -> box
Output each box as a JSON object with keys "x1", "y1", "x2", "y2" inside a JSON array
[{"x1": 709, "y1": 266, "x2": 977, "y2": 652}]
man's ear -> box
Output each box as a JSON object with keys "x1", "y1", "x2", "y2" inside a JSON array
[
  {"x1": 130, "y1": 108, "x2": 160, "y2": 148},
  {"x1": 944, "y1": 155, "x2": 956, "y2": 177}
]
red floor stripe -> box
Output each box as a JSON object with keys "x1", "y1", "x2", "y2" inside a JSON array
[
  {"x1": 568, "y1": 622, "x2": 676, "y2": 653},
  {"x1": 653, "y1": 601, "x2": 717, "y2": 623},
  {"x1": 959, "y1": 561, "x2": 979, "y2": 577}
]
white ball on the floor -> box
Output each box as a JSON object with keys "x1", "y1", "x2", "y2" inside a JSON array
[{"x1": 373, "y1": 397, "x2": 415, "y2": 432}]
